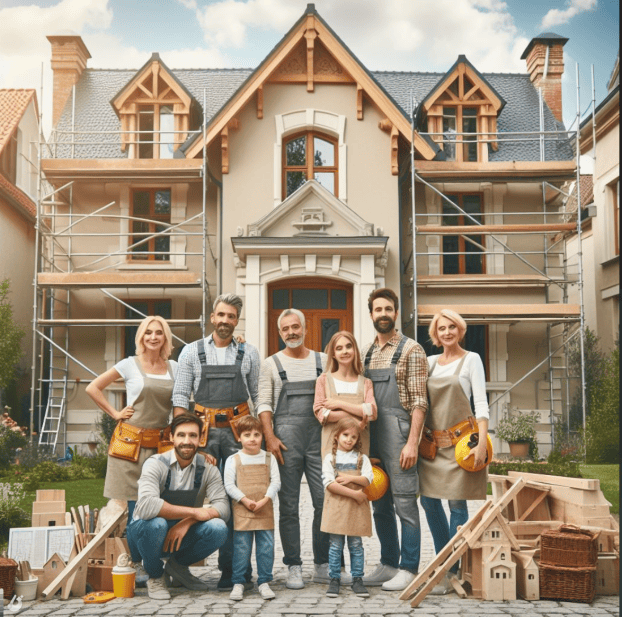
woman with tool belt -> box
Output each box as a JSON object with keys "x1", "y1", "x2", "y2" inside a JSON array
[
  {"x1": 417, "y1": 309, "x2": 490, "y2": 595},
  {"x1": 86, "y1": 315, "x2": 177, "y2": 573}
]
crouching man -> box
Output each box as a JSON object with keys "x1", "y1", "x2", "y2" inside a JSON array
[{"x1": 129, "y1": 413, "x2": 230, "y2": 599}]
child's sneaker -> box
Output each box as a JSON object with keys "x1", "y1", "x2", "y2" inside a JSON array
[
  {"x1": 352, "y1": 577, "x2": 369, "y2": 598},
  {"x1": 326, "y1": 577, "x2": 340, "y2": 597},
  {"x1": 258, "y1": 582, "x2": 275, "y2": 599},
  {"x1": 230, "y1": 583, "x2": 244, "y2": 601}
]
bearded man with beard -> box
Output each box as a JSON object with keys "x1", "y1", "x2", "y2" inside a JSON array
[
  {"x1": 173, "y1": 293, "x2": 260, "y2": 591},
  {"x1": 257, "y1": 308, "x2": 330, "y2": 590},
  {"x1": 361, "y1": 288, "x2": 428, "y2": 592},
  {"x1": 130, "y1": 413, "x2": 229, "y2": 599}
]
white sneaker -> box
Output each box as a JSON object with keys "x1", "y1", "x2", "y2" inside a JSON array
[
  {"x1": 312, "y1": 562, "x2": 330, "y2": 583},
  {"x1": 258, "y1": 582, "x2": 275, "y2": 599},
  {"x1": 381, "y1": 569, "x2": 416, "y2": 591},
  {"x1": 285, "y1": 565, "x2": 304, "y2": 589},
  {"x1": 146, "y1": 576, "x2": 171, "y2": 600},
  {"x1": 362, "y1": 563, "x2": 399, "y2": 586},
  {"x1": 230, "y1": 583, "x2": 244, "y2": 601}
]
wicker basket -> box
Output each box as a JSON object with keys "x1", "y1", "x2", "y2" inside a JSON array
[
  {"x1": 540, "y1": 563, "x2": 596, "y2": 603},
  {"x1": 540, "y1": 524, "x2": 599, "y2": 568},
  {"x1": 0, "y1": 557, "x2": 18, "y2": 598}
]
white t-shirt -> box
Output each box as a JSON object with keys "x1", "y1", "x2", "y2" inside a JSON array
[
  {"x1": 331, "y1": 377, "x2": 359, "y2": 394},
  {"x1": 114, "y1": 357, "x2": 178, "y2": 406},
  {"x1": 322, "y1": 450, "x2": 373, "y2": 490},
  {"x1": 427, "y1": 352, "x2": 489, "y2": 419},
  {"x1": 223, "y1": 450, "x2": 281, "y2": 503}
]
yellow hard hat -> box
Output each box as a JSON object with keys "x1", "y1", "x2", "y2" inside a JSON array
[
  {"x1": 455, "y1": 431, "x2": 493, "y2": 472},
  {"x1": 364, "y1": 464, "x2": 390, "y2": 501}
]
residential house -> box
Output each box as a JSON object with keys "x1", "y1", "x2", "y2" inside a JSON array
[{"x1": 38, "y1": 6, "x2": 578, "y2": 452}]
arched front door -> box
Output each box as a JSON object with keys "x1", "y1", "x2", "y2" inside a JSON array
[{"x1": 268, "y1": 278, "x2": 353, "y2": 355}]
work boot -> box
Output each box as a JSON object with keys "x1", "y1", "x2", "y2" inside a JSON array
[{"x1": 326, "y1": 578, "x2": 340, "y2": 597}]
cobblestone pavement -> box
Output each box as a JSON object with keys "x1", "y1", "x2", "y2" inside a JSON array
[{"x1": 13, "y1": 484, "x2": 619, "y2": 617}]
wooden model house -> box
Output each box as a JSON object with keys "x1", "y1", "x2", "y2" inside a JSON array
[{"x1": 512, "y1": 550, "x2": 540, "y2": 600}]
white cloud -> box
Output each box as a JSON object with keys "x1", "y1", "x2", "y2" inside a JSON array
[
  {"x1": 195, "y1": 0, "x2": 527, "y2": 73},
  {"x1": 540, "y1": 0, "x2": 597, "y2": 30},
  {"x1": 176, "y1": 0, "x2": 198, "y2": 10}
]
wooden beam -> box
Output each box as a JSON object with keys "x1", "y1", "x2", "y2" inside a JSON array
[
  {"x1": 38, "y1": 272, "x2": 201, "y2": 288},
  {"x1": 357, "y1": 84, "x2": 364, "y2": 120},
  {"x1": 257, "y1": 85, "x2": 263, "y2": 119},
  {"x1": 378, "y1": 118, "x2": 392, "y2": 132},
  {"x1": 508, "y1": 471, "x2": 600, "y2": 490},
  {"x1": 38, "y1": 318, "x2": 201, "y2": 326},
  {"x1": 417, "y1": 223, "x2": 576, "y2": 234},
  {"x1": 518, "y1": 490, "x2": 549, "y2": 521},
  {"x1": 418, "y1": 304, "x2": 581, "y2": 319},
  {"x1": 304, "y1": 18, "x2": 317, "y2": 92},
  {"x1": 390, "y1": 126, "x2": 399, "y2": 176},
  {"x1": 221, "y1": 126, "x2": 229, "y2": 174}
]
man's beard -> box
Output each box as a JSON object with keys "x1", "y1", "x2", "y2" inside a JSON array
[
  {"x1": 373, "y1": 317, "x2": 395, "y2": 334},
  {"x1": 175, "y1": 443, "x2": 197, "y2": 461},
  {"x1": 215, "y1": 323, "x2": 234, "y2": 339},
  {"x1": 284, "y1": 336, "x2": 304, "y2": 349}
]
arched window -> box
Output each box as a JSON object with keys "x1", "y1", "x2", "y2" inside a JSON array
[{"x1": 283, "y1": 131, "x2": 338, "y2": 199}]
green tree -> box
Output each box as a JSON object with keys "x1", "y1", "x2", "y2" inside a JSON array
[
  {"x1": 0, "y1": 279, "x2": 25, "y2": 390},
  {"x1": 585, "y1": 345, "x2": 619, "y2": 463}
]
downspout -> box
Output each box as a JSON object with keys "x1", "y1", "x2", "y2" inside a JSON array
[{"x1": 207, "y1": 168, "x2": 223, "y2": 297}]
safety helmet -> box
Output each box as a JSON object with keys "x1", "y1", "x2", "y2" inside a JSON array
[
  {"x1": 364, "y1": 464, "x2": 390, "y2": 501},
  {"x1": 455, "y1": 431, "x2": 493, "y2": 472}
]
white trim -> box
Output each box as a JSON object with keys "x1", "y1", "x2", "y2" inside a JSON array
[{"x1": 602, "y1": 284, "x2": 619, "y2": 299}]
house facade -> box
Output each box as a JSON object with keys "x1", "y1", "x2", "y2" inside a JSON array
[
  {"x1": 38, "y1": 6, "x2": 579, "y2": 453},
  {"x1": 0, "y1": 89, "x2": 39, "y2": 415}
]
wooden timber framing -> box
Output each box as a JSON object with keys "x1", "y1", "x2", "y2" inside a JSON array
[
  {"x1": 183, "y1": 7, "x2": 437, "y2": 161},
  {"x1": 417, "y1": 274, "x2": 554, "y2": 288},
  {"x1": 37, "y1": 272, "x2": 201, "y2": 288},
  {"x1": 418, "y1": 223, "x2": 576, "y2": 234},
  {"x1": 417, "y1": 304, "x2": 581, "y2": 322},
  {"x1": 38, "y1": 318, "x2": 200, "y2": 326}
]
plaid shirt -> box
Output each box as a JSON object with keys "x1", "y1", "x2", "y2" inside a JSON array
[{"x1": 361, "y1": 333, "x2": 428, "y2": 415}]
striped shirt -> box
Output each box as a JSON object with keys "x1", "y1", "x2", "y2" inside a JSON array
[
  {"x1": 361, "y1": 333, "x2": 428, "y2": 415},
  {"x1": 172, "y1": 335, "x2": 260, "y2": 411}
]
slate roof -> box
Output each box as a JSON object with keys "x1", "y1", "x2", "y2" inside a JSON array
[
  {"x1": 0, "y1": 89, "x2": 36, "y2": 155},
  {"x1": 51, "y1": 64, "x2": 573, "y2": 162}
]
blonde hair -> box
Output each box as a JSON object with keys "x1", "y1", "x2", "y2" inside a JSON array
[
  {"x1": 324, "y1": 331, "x2": 363, "y2": 375},
  {"x1": 135, "y1": 315, "x2": 173, "y2": 359},
  {"x1": 428, "y1": 309, "x2": 467, "y2": 348},
  {"x1": 330, "y1": 417, "x2": 364, "y2": 471}
]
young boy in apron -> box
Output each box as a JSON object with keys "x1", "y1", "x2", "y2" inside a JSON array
[{"x1": 224, "y1": 415, "x2": 281, "y2": 601}]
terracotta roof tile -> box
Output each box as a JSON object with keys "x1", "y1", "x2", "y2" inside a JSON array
[
  {"x1": 0, "y1": 173, "x2": 36, "y2": 219},
  {"x1": 0, "y1": 89, "x2": 36, "y2": 155}
]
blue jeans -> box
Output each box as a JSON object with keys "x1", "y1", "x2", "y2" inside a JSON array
[
  {"x1": 126, "y1": 500, "x2": 141, "y2": 563},
  {"x1": 232, "y1": 530, "x2": 274, "y2": 586},
  {"x1": 420, "y1": 496, "x2": 468, "y2": 574},
  {"x1": 129, "y1": 517, "x2": 228, "y2": 578},
  {"x1": 329, "y1": 534, "x2": 364, "y2": 579},
  {"x1": 372, "y1": 488, "x2": 420, "y2": 574}
]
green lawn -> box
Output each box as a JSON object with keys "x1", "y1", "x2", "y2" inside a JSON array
[
  {"x1": 580, "y1": 464, "x2": 619, "y2": 515},
  {"x1": 21, "y1": 478, "x2": 107, "y2": 515}
]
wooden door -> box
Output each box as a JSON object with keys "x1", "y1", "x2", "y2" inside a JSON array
[{"x1": 268, "y1": 278, "x2": 353, "y2": 355}]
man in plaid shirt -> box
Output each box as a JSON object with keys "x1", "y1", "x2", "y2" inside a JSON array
[{"x1": 361, "y1": 288, "x2": 428, "y2": 592}]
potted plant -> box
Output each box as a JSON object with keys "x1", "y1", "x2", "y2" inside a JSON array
[{"x1": 495, "y1": 408, "x2": 539, "y2": 458}]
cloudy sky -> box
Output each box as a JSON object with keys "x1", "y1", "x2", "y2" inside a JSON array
[{"x1": 0, "y1": 0, "x2": 618, "y2": 134}]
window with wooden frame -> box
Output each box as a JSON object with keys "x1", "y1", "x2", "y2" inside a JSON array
[
  {"x1": 123, "y1": 299, "x2": 172, "y2": 359},
  {"x1": 442, "y1": 194, "x2": 486, "y2": 274},
  {"x1": 130, "y1": 189, "x2": 171, "y2": 261},
  {"x1": 423, "y1": 60, "x2": 503, "y2": 163},
  {"x1": 283, "y1": 131, "x2": 338, "y2": 199}
]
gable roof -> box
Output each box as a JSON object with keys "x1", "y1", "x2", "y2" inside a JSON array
[
  {"x1": 0, "y1": 173, "x2": 36, "y2": 219},
  {"x1": 0, "y1": 89, "x2": 37, "y2": 155}
]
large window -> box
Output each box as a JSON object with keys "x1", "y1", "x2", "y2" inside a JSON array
[
  {"x1": 283, "y1": 132, "x2": 338, "y2": 199},
  {"x1": 130, "y1": 189, "x2": 171, "y2": 261},
  {"x1": 137, "y1": 105, "x2": 174, "y2": 160},
  {"x1": 442, "y1": 194, "x2": 485, "y2": 274},
  {"x1": 443, "y1": 106, "x2": 478, "y2": 162},
  {"x1": 124, "y1": 300, "x2": 172, "y2": 359}
]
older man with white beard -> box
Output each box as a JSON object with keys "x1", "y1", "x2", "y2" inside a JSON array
[{"x1": 257, "y1": 308, "x2": 330, "y2": 590}]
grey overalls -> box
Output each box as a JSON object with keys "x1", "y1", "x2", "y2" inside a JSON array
[
  {"x1": 195, "y1": 338, "x2": 249, "y2": 578},
  {"x1": 365, "y1": 335, "x2": 421, "y2": 573},
  {"x1": 272, "y1": 352, "x2": 329, "y2": 566}
]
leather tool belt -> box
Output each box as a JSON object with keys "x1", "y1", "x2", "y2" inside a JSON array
[
  {"x1": 194, "y1": 401, "x2": 250, "y2": 447},
  {"x1": 108, "y1": 422, "x2": 164, "y2": 462},
  {"x1": 419, "y1": 416, "x2": 479, "y2": 461}
]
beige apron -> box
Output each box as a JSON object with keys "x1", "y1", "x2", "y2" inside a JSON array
[
  {"x1": 321, "y1": 373, "x2": 370, "y2": 459},
  {"x1": 232, "y1": 452, "x2": 275, "y2": 531},
  {"x1": 418, "y1": 352, "x2": 488, "y2": 500},
  {"x1": 320, "y1": 454, "x2": 372, "y2": 537},
  {"x1": 104, "y1": 358, "x2": 174, "y2": 501}
]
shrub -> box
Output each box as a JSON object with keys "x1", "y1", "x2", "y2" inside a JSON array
[
  {"x1": 15, "y1": 441, "x2": 57, "y2": 469},
  {"x1": 0, "y1": 482, "x2": 29, "y2": 540},
  {"x1": 0, "y1": 424, "x2": 27, "y2": 470},
  {"x1": 548, "y1": 417, "x2": 584, "y2": 464},
  {"x1": 27, "y1": 461, "x2": 70, "y2": 484},
  {"x1": 97, "y1": 411, "x2": 116, "y2": 445},
  {"x1": 0, "y1": 279, "x2": 26, "y2": 391},
  {"x1": 489, "y1": 459, "x2": 582, "y2": 478}
]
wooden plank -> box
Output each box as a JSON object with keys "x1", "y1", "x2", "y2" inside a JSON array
[
  {"x1": 418, "y1": 304, "x2": 581, "y2": 319},
  {"x1": 41, "y1": 508, "x2": 126, "y2": 599},
  {"x1": 518, "y1": 490, "x2": 549, "y2": 521},
  {"x1": 39, "y1": 318, "x2": 201, "y2": 326},
  {"x1": 417, "y1": 223, "x2": 576, "y2": 234},
  {"x1": 38, "y1": 272, "x2": 201, "y2": 288},
  {"x1": 33, "y1": 501, "x2": 66, "y2": 514},
  {"x1": 36, "y1": 489, "x2": 65, "y2": 501},
  {"x1": 507, "y1": 471, "x2": 600, "y2": 490}
]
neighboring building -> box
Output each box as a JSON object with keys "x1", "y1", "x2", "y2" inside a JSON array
[
  {"x1": 0, "y1": 89, "x2": 39, "y2": 415},
  {"x1": 39, "y1": 6, "x2": 579, "y2": 453}
]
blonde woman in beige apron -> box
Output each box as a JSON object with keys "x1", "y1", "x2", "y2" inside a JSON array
[
  {"x1": 86, "y1": 315, "x2": 177, "y2": 578},
  {"x1": 223, "y1": 415, "x2": 281, "y2": 602},
  {"x1": 417, "y1": 309, "x2": 489, "y2": 594},
  {"x1": 313, "y1": 331, "x2": 377, "y2": 459},
  {"x1": 320, "y1": 417, "x2": 374, "y2": 598}
]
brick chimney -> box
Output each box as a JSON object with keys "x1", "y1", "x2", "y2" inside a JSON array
[
  {"x1": 521, "y1": 33, "x2": 569, "y2": 123},
  {"x1": 47, "y1": 34, "x2": 91, "y2": 126}
]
